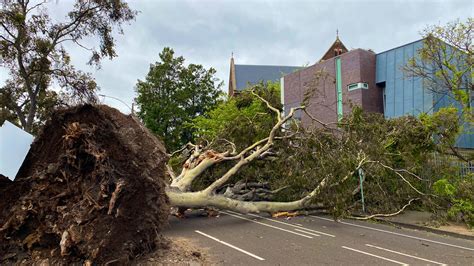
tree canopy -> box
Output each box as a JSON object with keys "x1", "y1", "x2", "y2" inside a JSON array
[
  {"x1": 0, "y1": 0, "x2": 136, "y2": 133},
  {"x1": 135, "y1": 47, "x2": 222, "y2": 151}
]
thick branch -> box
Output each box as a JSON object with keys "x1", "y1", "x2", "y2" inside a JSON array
[
  {"x1": 167, "y1": 176, "x2": 326, "y2": 214},
  {"x1": 170, "y1": 152, "x2": 227, "y2": 191},
  {"x1": 202, "y1": 106, "x2": 304, "y2": 195}
]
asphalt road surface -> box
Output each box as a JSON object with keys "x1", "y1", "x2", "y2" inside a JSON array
[{"x1": 164, "y1": 210, "x2": 474, "y2": 265}]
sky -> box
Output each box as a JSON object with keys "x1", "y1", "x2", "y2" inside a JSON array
[{"x1": 1, "y1": 0, "x2": 473, "y2": 113}]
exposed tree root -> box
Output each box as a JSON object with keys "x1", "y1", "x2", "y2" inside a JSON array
[{"x1": 0, "y1": 105, "x2": 169, "y2": 264}]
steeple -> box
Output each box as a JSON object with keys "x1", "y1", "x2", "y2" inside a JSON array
[
  {"x1": 228, "y1": 53, "x2": 237, "y2": 96},
  {"x1": 319, "y1": 31, "x2": 348, "y2": 61}
]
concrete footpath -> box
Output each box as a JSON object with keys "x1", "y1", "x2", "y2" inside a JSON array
[{"x1": 373, "y1": 210, "x2": 474, "y2": 240}]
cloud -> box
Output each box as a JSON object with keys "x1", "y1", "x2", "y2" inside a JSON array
[{"x1": 1, "y1": 0, "x2": 472, "y2": 113}]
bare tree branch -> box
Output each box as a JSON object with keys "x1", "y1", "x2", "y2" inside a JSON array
[
  {"x1": 350, "y1": 198, "x2": 420, "y2": 220},
  {"x1": 251, "y1": 90, "x2": 281, "y2": 121},
  {"x1": 202, "y1": 106, "x2": 304, "y2": 195},
  {"x1": 370, "y1": 161, "x2": 426, "y2": 196}
]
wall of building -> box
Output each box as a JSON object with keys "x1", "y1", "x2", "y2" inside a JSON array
[
  {"x1": 376, "y1": 40, "x2": 434, "y2": 117},
  {"x1": 376, "y1": 39, "x2": 473, "y2": 148},
  {"x1": 283, "y1": 49, "x2": 382, "y2": 126},
  {"x1": 283, "y1": 55, "x2": 338, "y2": 126}
]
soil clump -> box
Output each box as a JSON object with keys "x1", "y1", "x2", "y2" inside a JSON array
[{"x1": 0, "y1": 104, "x2": 169, "y2": 264}]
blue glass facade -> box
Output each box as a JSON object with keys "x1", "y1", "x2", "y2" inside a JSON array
[
  {"x1": 376, "y1": 40, "x2": 433, "y2": 117},
  {"x1": 375, "y1": 40, "x2": 473, "y2": 148}
]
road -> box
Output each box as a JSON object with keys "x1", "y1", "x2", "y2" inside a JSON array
[{"x1": 164, "y1": 210, "x2": 474, "y2": 265}]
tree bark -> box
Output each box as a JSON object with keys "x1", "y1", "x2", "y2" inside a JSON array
[{"x1": 166, "y1": 189, "x2": 308, "y2": 214}]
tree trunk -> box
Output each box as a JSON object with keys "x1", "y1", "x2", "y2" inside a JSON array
[{"x1": 166, "y1": 189, "x2": 307, "y2": 214}]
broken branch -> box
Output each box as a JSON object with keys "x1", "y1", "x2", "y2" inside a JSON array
[{"x1": 350, "y1": 198, "x2": 420, "y2": 220}]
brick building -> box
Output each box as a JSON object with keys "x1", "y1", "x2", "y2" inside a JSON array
[{"x1": 283, "y1": 37, "x2": 383, "y2": 125}]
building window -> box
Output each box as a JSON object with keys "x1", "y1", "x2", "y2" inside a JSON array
[{"x1": 347, "y1": 82, "x2": 368, "y2": 91}]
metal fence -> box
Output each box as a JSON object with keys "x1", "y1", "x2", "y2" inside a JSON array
[{"x1": 431, "y1": 152, "x2": 474, "y2": 177}]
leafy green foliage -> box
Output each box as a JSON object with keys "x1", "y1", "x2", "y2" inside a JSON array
[
  {"x1": 178, "y1": 81, "x2": 468, "y2": 224},
  {"x1": 267, "y1": 108, "x2": 441, "y2": 217},
  {"x1": 433, "y1": 179, "x2": 457, "y2": 197},
  {"x1": 188, "y1": 99, "x2": 459, "y2": 217},
  {"x1": 420, "y1": 107, "x2": 461, "y2": 145},
  {"x1": 433, "y1": 176, "x2": 474, "y2": 228},
  {"x1": 0, "y1": 0, "x2": 136, "y2": 133},
  {"x1": 135, "y1": 47, "x2": 222, "y2": 151},
  {"x1": 191, "y1": 81, "x2": 280, "y2": 149}
]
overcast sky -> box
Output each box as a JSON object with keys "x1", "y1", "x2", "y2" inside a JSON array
[{"x1": 1, "y1": 0, "x2": 473, "y2": 113}]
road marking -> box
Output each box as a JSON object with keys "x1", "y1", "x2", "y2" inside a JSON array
[
  {"x1": 226, "y1": 211, "x2": 336, "y2": 237},
  {"x1": 221, "y1": 211, "x2": 313, "y2": 239},
  {"x1": 294, "y1": 228, "x2": 320, "y2": 237},
  {"x1": 341, "y1": 246, "x2": 409, "y2": 266},
  {"x1": 310, "y1": 215, "x2": 335, "y2": 222},
  {"x1": 195, "y1": 230, "x2": 265, "y2": 261},
  {"x1": 246, "y1": 213, "x2": 336, "y2": 237},
  {"x1": 311, "y1": 215, "x2": 474, "y2": 251},
  {"x1": 365, "y1": 244, "x2": 447, "y2": 265}
]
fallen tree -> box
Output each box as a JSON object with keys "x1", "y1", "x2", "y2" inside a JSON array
[{"x1": 165, "y1": 90, "x2": 437, "y2": 216}]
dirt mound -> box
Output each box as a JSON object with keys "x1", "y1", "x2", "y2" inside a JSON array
[
  {"x1": 0, "y1": 104, "x2": 169, "y2": 264},
  {"x1": 0, "y1": 174, "x2": 11, "y2": 189}
]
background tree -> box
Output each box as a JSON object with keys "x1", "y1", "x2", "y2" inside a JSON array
[
  {"x1": 135, "y1": 47, "x2": 222, "y2": 151},
  {"x1": 0, "y1": 0, "x2": 136, "y2": 133},
  {"x1": 405, "y1": 18, "x2": 473, "y2": 121},
  {"x1": 405, "y1": 18, "x2": 473, "y2": 162},
  {"x1": 192, "y1": 81, "x2": 281, "y2": 149}
]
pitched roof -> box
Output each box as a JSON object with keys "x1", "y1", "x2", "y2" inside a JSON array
[
  {"x1": 234, "y1": 64, "x2": 301, "y2": 91},
  {"x1": 319, "y1": 36, "x2": 348, "y2": 61}
]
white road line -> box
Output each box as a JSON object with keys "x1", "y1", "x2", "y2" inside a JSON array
[
  {"x1": 365, "y1": 244, "x2": 447, "y2": 265},
  {"x1": 310, "y1": 215, "x2": 334, "y2": 222},
  {"x1": 195, "y1": 230, "x2": 265, "y2": 261},
  {"x1": 341, "y1": 246, "x2": 409, "y2": 266},
  {"x1": 243, "y1": 212, "x2": 336, "y2": 238},
  {"x1": 310, "y1": 215, "x2": 474, "y2": 252},
  {"x1": 294, "y1": 228, "x2": 320, "y2": 237},
  {"x1": 221, "y1": 211, "x2": 313, "y2": 239}
]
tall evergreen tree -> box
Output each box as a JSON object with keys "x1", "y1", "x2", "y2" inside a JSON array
[{"x1": 135, "y1": 47, "x2": 222, "y2": 151}]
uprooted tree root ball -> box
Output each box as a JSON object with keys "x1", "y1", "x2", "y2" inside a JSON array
[{"x1": 0, "y1": 105, "x2": 170, "y2": 264}]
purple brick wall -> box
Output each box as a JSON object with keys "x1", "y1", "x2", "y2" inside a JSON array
[
  {"x1": 359, "y1": 51, "x2": 383, "y2": 113},
  {"x1": 284, "y1": 49, "x2": 383, "y2": 126}
]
